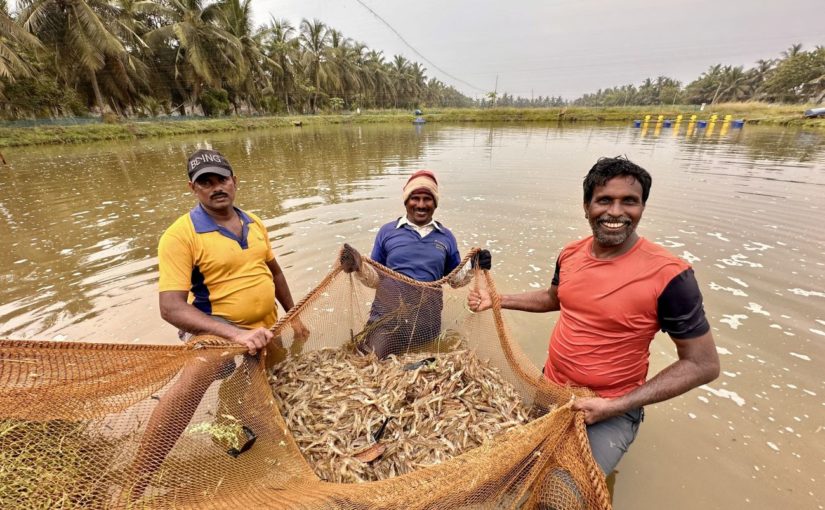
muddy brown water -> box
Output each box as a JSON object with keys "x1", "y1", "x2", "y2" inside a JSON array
[{"x1": 2, "y1": 122, "x2": 823, "y2": 509}]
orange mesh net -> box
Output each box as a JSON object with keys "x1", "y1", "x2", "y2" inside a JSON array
[{"x1": 0, "y1": 248, "x2": 610, "y2": 509}]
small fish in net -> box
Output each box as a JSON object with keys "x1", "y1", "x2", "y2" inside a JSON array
[{"x1": 269, "y1": 348, "x2": 539, "y2": 483}]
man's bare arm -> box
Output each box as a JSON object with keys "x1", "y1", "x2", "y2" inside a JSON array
[
  {"x1": 267, "y1": 258, "x2": 310, "y2": 338},
  {"x1": 267, "y1": 258, "x2": 296, "y2": 312},
  {"x1": 573, "y1": 331, "x2": 720, "y2": 424},
  {"x1": 469, "y1": 285, "x2": 560, "y2": 313},
  {"x1": 159, "y1": 291, "x2": 271, "y2": 354}
]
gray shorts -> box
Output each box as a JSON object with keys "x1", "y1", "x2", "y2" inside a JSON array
[{"x1": 586, "y1": 407, "x2": 644, "y2": 474}]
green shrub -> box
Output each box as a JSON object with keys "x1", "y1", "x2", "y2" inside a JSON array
[{"x1": 200, "y1": 89, "x2": 231, "y2": 117}]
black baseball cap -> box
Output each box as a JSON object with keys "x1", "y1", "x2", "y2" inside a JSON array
[{"x1": 187, "y1": 149, "x2": 233, "y2": 182}]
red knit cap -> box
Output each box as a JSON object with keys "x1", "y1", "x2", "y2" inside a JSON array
[{"x1": 402, "y1": 170, "x2": 439, "y2": 205}]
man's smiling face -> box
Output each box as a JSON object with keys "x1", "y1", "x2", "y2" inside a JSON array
[{"x1": 584, "y1": 175, "x2": 645, "y2": 249}]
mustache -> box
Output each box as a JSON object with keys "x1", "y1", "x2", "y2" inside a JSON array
[
  {"x1": 210, "y1": 192, "x2": 228, "y2": 199},
  {"x1": 596, "y1": 215, "x2": 631, "y2": 224}
]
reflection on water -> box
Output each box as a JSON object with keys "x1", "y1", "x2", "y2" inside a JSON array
[{"x1": 2, "y1": 122, "x2": 824, "y2": 509}]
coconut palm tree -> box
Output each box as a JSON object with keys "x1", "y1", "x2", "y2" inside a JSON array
[
  {"x1": 264, "y1": 17, "x2": 297, "y2": 113},
  {"x1": 0, "y1": 5, "x2": 42, "y2": 83},
  {"x1": 299, "y1": 18, "x2": 329, "y2": 112},
  {"x1": 140, "y1": 0, "x2": 243, "y2": 113},
  {"x1": 718, "y1": 65, "x2": 749, "y2": 102},
  {"x1": 782, "y1": 43, "x2": 803, "y2": 59},
  {"x1": 220, "y1": 0, "x2": 277, "y2": 113},
  {"x1": 19, "y1": 0, "x2": 133, "y2": 112},
  {"x1": 390, "y1": 54, "x2": 416, "y2": 108},
  {"x1": 361, "y1": 49, "x2": 392, "y2": 108}
]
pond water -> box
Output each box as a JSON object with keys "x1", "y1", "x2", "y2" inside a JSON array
[{"x1": 2, "y1": 121, "x2": 824, "y2": 509}]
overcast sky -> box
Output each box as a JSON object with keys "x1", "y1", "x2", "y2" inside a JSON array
[{"x1": 254, "y1": 0, "x2": 823, "y2": 100}]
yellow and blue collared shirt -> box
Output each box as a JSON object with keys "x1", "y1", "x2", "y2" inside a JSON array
[{"x1": 158, "y1": 204, "x2": 277, "y2": 329}]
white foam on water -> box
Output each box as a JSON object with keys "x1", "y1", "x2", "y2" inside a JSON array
[
  {"x1": 656, "y1": 239, "x2": 685, "y2": 248},
  {"x1": 803, "y1": 389, "x2": 816, "y2": 396},
  {"x1": 728, "y1": 277, "x2": 749, "y2": 287},
  {"x1": 700, "y1": 385, "x2": 745, "y2": 406},
  {"x1": 809, "y1": 329, "x2": 825, "y2": 337},
  {"x1": 716, "y1": 346, "x2": 732, "y2": 355},
  {"x1": 688, "y1": 413, "x2": 697, "y2": 419},
  {"x1": 789, "y1": 352, "x2": 811, "y2": 361},
  {"x1": 720, "y1": 253, "x2": 764, "y2": 268},
  {"x1": 721, "y1": 314, "x2": 748, "y2": 329},
  {"x1": 766, "y1": 442, "x2": 780, "y2": 452},
  {"x1": 529, "y1": 264, "x2": 542, "y2": 272},
  {"x1": 743, "y1": 242, "x2": 773, "y2": 251},
  {"x1": 816, "y1": 319, "x2": 825, "y2": 326},
  {"x1": 710, "y1": 282, "x2": 748, "y2": 297},
  {"x1": 769, "y1": 324, "x2": 782, "y2": 329},
  {"x1": 788, "y1": 288, "x2": 825, "y2": 298},
  {"x1": 708, "y1": 232, "x2": 730, "y2": 242},
  {"x1": 698, "y1": 396, "x2": 709, "y2": 403},
  {"x1": 746, "y1": 303, "x2": 770, "y2": 316},
  {"x1": 529, "y1": 282, "x2": 541, "y2": 288},
  {"x1": 680, "y1": 251, "x2": 700, "y2": 263},
  {"x1": 723, "y1": 371, "x2": 737, "y2": 378}
]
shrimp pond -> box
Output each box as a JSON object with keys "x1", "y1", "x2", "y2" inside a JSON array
[{"x1": 1, "y1": 121, "x2": 823, "y2": 509}]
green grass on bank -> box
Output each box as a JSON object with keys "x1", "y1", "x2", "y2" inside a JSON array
[{"x1": 1, "y1": 103, "x2": 822, "y2": 148}]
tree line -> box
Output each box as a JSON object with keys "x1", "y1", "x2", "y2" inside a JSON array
[
  {"x1": 1, "y1": 0, "x2": 822, "y2": 121},
  {"x1": 569, "y1": 44, "x2": 825, "y2": 108},
  {"x1": 0, "y1": 0, "x2": 474, "y2": 119},
  {"x1": 481, "y1": 44, "x2": 824, "y2": 109}
]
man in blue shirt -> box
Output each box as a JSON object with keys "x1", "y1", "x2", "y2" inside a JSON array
[{"x1": 341, "y1": 170, "x2": 491, "y2": 358}]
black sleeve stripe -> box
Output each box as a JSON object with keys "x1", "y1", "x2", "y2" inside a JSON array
[
  {"x1": 658, "y1": 268, "x2": 710, "y2": 339},
  {"x1": 551, "y1": 255, "x2": 561, "y2": 286}
]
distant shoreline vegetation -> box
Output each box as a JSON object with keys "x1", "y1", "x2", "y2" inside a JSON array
[
  {"x1": 1, "y1": 104, "x2": 823, "y2": 148},
  {"x1": 0, "y1": 0, "x2": 822, "y2": 122}
]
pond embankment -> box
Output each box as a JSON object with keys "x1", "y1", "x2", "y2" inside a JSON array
[{"x1": 1, "y1": 103, "x2": 822, "y2": 148}]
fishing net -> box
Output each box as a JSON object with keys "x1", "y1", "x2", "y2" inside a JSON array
[{"x1": 0, "y1": 248, "x2": 610, "y2": 509}]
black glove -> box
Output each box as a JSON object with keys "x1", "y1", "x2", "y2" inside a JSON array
[
  {"x1": 340, "y1": 243, "x2": 362, "y2": 273},
  {"x1": 472, "y1": 249, "x2": 492, "y2": 270}
]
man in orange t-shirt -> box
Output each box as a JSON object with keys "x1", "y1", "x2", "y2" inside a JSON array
[{"x1": 469, "y1": 156, "x2": 720, "y2": 476}]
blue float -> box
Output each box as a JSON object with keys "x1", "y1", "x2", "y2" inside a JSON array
[
  {"x1": 732, "y1": 119, "x2": 745, "y2": 128},
  {"x1": 663, "y1": 120, "x2": 672, "y2": 127},
  {"x1": 633, "y1": 120, "x2": 641, "y2": 128},
  {"x1": 697, "y1": 120, "x2": 708, "y2": 128}
]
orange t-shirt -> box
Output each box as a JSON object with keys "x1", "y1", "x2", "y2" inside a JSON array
[{"x1": 544, "y1": 236, "x2": 705, "y2": 398}]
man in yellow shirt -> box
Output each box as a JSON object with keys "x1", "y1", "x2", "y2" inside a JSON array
[
  {"x1": 158, "y1": 148, "x2": 300, "y2": 348},
  {"x1": 130, "y1": 149, "x2": 306, "y2": 498}
]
